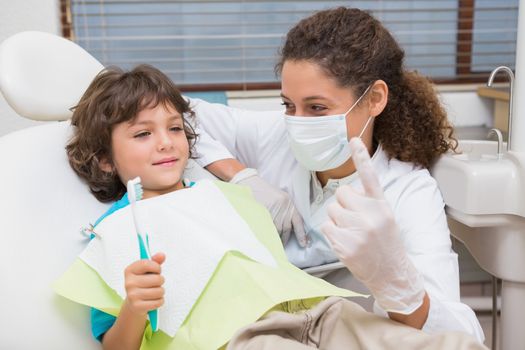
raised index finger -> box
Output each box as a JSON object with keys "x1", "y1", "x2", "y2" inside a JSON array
[{"x1": 349, "y1": 137, "x2": 383, "y2": 199}]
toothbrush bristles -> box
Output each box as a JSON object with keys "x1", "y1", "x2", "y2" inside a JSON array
[
  {"x1": 127, "y1": 177, "x2": 143, "y2": 202},
  {"x1": 135, "y1": 185, "x2": 143, "y2": 201}
]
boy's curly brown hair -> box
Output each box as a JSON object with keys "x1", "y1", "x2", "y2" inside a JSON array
[
  {"x1": 276, "y1": 7, "x2": 457, "y2": 168},
  {"x1": 66, "y1": 64, "x2": 198, "y2": 203}
]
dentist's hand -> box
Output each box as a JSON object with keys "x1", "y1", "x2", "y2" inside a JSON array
[
  {"x1": 321, "y1": 138, "x2": 425, "y2": 314},
  {"x1": 231, "y1": 168, "x2": 308, "y2": 247}
]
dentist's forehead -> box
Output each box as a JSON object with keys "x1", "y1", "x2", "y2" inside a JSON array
[{"x1": 281, "y1": 60, "x2": 355, "y2": 102}]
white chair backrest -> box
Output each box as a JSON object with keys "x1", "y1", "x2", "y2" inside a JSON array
[
  {"x1": 0, "y1": 31, "x2": 104, "y2": 121},
  {"x1": 1, "y1": 122, "x2": 106, "y2": 349},
  {"x1": 0, "y1": 31, "x2": 105, "y2": 348},
  {"x1": 0, "y1": 31, "x2": 216, "y2": 348}
]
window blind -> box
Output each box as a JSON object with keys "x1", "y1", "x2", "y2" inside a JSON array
[{"x1": 61, "y1": 0, "x2": 519, "y2": 89}]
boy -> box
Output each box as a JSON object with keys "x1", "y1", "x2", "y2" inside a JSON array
[
  {"x1": 66, "y1": 64, "x2": 199, "y2": 349},
  {"x1": 58, "y1": 65, "x2": 486, "y2": 350}
]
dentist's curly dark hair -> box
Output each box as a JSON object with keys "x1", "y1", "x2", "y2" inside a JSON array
[
  {"x1": 276, "y1": 7, "x2": 457, "y2": 168},
  {"x1": 66, "y1": 64, "x2": 198, "y2": 203}
]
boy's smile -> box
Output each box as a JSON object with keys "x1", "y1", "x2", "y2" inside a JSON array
[
  {"x1": 153, "y1": 157, "x2": 179, "y2": 167},
  {"x1": 102, "y1": 102, "x2": 190, "y2": 199}
]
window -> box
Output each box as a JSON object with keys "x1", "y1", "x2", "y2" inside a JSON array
[{"x1": 61, "y1": 0, "x2": 519, "y2": 90}]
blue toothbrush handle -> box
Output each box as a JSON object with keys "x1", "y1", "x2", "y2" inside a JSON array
[
  {"x1": 138, "y1": 234, "x2": 159, "y2": 332},
  {"x1": 148, "y1": 309, "x2": 158, "y2": 332}
]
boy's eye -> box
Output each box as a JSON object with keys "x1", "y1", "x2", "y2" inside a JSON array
[
  {"x1": 170, "y1": 125, "x2": 183, "y2": 132},
  {"x1": 133, "y1": 131, "x2": 151, "y2": 138}
]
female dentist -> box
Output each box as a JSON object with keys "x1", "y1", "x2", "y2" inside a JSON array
[{"x1": 196, "y1": 7, "x2": 485, "y2": 342}]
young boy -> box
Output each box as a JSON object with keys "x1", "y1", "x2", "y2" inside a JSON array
[
  {"x1": 59, "y1": 65, "x2": 486, "y2": 350},
  {"x1": 66, "y1": 64, "x2": 199, "y2": 349}
]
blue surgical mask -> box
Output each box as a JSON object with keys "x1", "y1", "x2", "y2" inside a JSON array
[{"x1": 284, "y1": 85, "x2": 373, "y2": 171}]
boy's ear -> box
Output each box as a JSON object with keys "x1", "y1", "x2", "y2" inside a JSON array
[{"x1": 99, "y1": 157, "x2": 113, "y2": 173}]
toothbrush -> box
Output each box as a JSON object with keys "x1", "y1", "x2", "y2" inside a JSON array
[{"x1": 127, "y1": 176, "x2": 159, "y2": 332}]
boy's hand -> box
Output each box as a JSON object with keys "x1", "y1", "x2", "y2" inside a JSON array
[{"x1": 124, "y1": 252, "x2": 166, "y2": 317}]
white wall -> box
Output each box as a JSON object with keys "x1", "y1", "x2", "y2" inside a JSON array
[{"x1": 0, "y1": 0, "x2": 60, "y2": 136}]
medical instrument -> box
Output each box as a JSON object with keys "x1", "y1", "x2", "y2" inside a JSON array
[
  {"x1": 80, "y1": 223, "x2": 100, "y2": 239},
  {"x1": 127, "y1": 176, "x2": 159, "y2": 332}
]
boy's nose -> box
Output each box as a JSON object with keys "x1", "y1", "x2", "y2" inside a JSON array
[{"x1": 157, "y1": 132, "x2": 173, "y2": 151}]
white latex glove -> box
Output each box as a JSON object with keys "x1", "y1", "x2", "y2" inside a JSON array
[
  {"x1": 321, "y1": 138, "x2": 425, "y2": 314},
  {"x1": 231, "y1": 168, "x2": 308, "y2": 247}
]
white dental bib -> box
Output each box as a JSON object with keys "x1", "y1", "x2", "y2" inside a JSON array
[{"x1": 79, "y1": 179, "x2": 277, "y2": 337}]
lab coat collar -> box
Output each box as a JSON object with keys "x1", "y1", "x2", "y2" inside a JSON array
[
  {"x1": 291, "y1": 144, "x2": 418, "y2": 223},
  {"x1": 372, "y1": 145, "x2": 420, "y2": 191}
]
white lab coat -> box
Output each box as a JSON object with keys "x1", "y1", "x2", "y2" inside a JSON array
[{"x1": 189, "y1": 98, "x2": 485, "y2": 343}]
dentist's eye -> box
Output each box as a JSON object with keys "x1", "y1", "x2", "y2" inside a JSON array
[
  {"x1": 134, "y1": 131, "x2": 151, "y2": 138},
  {"x1": 310, "y1": 105, "x2": 327, "y2": 112},
  {"x1": 281, "y1": 101, "x2": 295, "y2": 113}
]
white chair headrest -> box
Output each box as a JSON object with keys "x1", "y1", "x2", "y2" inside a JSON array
[{"x1": 0, "y1": 31, "x2": 104, "y2": 121}]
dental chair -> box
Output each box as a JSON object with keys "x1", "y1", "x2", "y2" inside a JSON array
[{"x1": 0, "y1": 31, "x2": 216, "y2": 349}]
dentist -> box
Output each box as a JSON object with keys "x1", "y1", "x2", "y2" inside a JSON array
[{"x1": 196, "y1": 7, "x2": 485, "y2": 342}]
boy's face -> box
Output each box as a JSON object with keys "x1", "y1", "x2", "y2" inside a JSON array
[{"x1": 105, "y1": 103, "x2": 190, "y2": 199}]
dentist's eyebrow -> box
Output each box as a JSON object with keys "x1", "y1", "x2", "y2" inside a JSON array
[
  {"x1": 303, "y1": 96, "x2": 330, "y2": 102},
  {"x1": 280, "y1": 92, "x2": 330, "y2": 102}
]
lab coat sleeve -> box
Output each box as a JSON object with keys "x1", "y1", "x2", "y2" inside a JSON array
[
  {"x1": 374, "y1": 170, "x2": 485, "y2": 343},
  {"x1": 183, "y1": 98, "x2": 236, "y2": 167},
  {"x1": 188, "y1": 97, "x2": 284, "y2": 170},
  {"x1": 190, "y1": 123, "x2": 235, "y2": 168}
]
